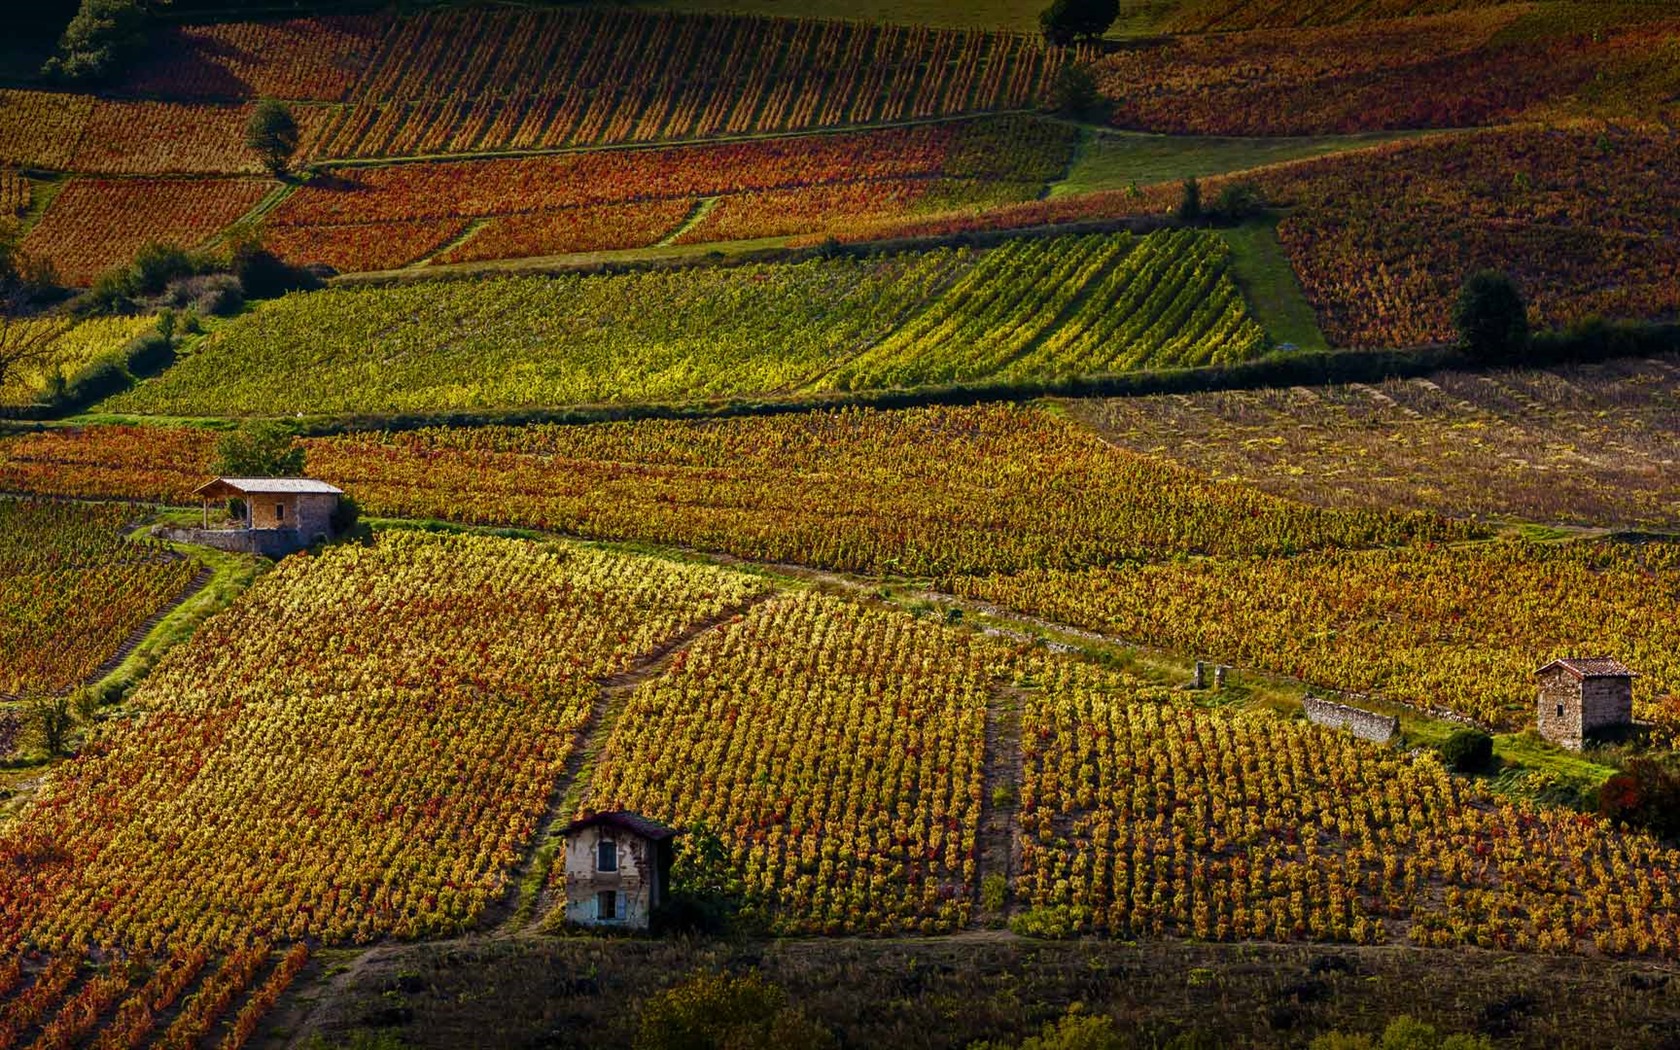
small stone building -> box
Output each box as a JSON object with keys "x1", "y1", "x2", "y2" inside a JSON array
[
  {"x1": 158, "y1": 477, "x2": 343, "y2": 557},
  {"x1": 1535, "y1": 657, "x2": 1636, "y2": 750},
  {"x1": 562, "y1": 811, "x2": 679, "y2": 930}
]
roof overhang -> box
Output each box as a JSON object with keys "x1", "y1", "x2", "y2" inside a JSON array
[
  {"x1": 195, "y1": 477, "x2": 344, "y2": 499},
  {"x1": 1535, "y1": 657, "x2": 1637, "y2": 680}
]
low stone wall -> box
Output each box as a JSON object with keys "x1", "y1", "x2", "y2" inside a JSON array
[
  {"x1": 155, "y1": 526, "x2": 305, "y2": 559},
  {"x1": 1302, "y1": 695, "x2": 1399, "y2": 745}
]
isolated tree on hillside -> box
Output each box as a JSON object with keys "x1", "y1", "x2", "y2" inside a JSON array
[
  {"x1": 1453, "y1": 270, "x2": 1529, "y2": 362},
  {"x1": 1040, "y1": 0, "x2": 1120, "y2": 46},
  {"x1": 1177, "y1": 177, "x2": 1202, "y2": 222},
  {"x1": 214, "y1": 418, "x2": 306, "y2": 478},
  {"x1": 246, "y1": 100, "x2": 300, "y2": 177},
  {"x1": 1047, "y1": 63, "x2": 1104, "y2": 120},
  {"x1": 43, "y1": 0, "x2": 146, "y2": 83}
]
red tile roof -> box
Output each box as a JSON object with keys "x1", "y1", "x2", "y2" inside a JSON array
[
  {"x1": 563, "y1": 810, "x2": 680, "y2": 841},
  {"x1": 1535, "y1": 657, "x2": 1637, "y2": 679}
]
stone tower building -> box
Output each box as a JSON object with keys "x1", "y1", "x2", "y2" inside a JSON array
[{"x1": 1535, "y1": 657, "x2": 1635, "y2": 750}]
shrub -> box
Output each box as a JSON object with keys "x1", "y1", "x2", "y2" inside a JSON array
[
  {"x1": 31, "y1": 693, "x2": 74, "y2": 757},
  {"x1": 164, "y1": 273, "x2": 244, "y2": 317},
  {"x1": 656, "y1": 822, "x2": 753, "y2": 935},
  {"x1": 1598, "y1": 758, "x2": 1680, "y2": 839},
  {"x1": 329, "y1": 493, "x2": 361, "y2": 537},
  {"x1": 1438, "y1": 728, "x2": 1493, "y2": 774},
  {"x1": 634, "y1": 970, "x2": 835, "y2": 1050},
  {"x1": 1453, "y1": 271, "x2": 1529, "y2": 362},
  {"x1": 232, "y1": 240, "x2": 320, "y2": 300},
  {"x1": 1211, "y1": 182, "x2": 1265, "y2": 222},
  {"x1": 1010, "y1": 904, "x2": 1081, "y2": 938},
  {"x1": 125, "y1": 329, "x2": 176, "y2": 378}
]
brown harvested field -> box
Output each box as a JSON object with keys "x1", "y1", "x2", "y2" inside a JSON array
[{"x1": 1067, "y1": 354, "x2": 1680, "y2": 529}]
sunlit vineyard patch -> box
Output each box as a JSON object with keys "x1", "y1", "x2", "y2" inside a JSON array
[
  {"x1": 435, "y1": 199, "x2": 697, "y2": 266},
  {"x1": 309, "y1": 7, "x2": 1079, "y2": 159},
  {"x1": 0, "y1": 91, "x2": 93, "y2": 171},
  {"x1": 105, "y1": 250, "x2": 967, "y2": 413},
  {"x1": 588, "y1": 591, "x2": 1007, "y2": 933},
  {"x1": 1016, "y1": 657, "x2": 1680, "y2": 955},
  {"x1": 104, "y1": 228, "x2": 1266, "y2": 415},
  {"x1": 825, "y1": 229, "x2": 1265, "y2": 389},
  {"x1": 0, "y1": 531, "x2": 765, "y2": 1041},
  {"x1": 0, "y1": 499, "x2": 198, "y2": 699},
  {"x1": 957, "y1": 538, "x2": 1680, "y2": 729},
  {"x1": 1070, "y1": 355, "x2": 1680, "y2": 529},
  {"x1": 0, "y1": 410, "x2": 1473, "y2": 578},
  {"x1": 260, "y1": 116, "x2": 1075, "y2": 272},
  {"x1": 0, "y1": 315, "x2": 159, "y2": 409},
  {"x1": 21, "y1": 177, "x2": 270, "y2": 287}
]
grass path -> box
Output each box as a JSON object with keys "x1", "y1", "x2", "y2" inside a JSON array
[
  {"x1": 1221, "y1": 217, "x2": 1328, "y2": 352},
  {"x1": 1049, "y1": 129, "x2": 1418, "y2": 198}
]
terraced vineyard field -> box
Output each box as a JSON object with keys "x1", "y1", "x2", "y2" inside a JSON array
[
  {"x1": 107, "y1": 251, "x2": 970, "y2": 413},
  {"x1": 587, "y1": 591, "x2": 1005, "y2": 934},
  {"x1": 823, "y1": 229, "x2": 1265, "y2": 389},
  {"x1": 0, "y1": 530, "x2": 766, "y2": 1042},
  {"x1": 259, "y1": 115, "x2": 1073, "y2": 272},
  {"x1": 0, "y1": 409, "x2": 1471, "y2": 577},
  {"x1": 1259, "y1": 124, "x2": 1680, "y2": 347},
  {"x1": 312, "y1": 8, "x2": 1078, "y2": 158},
  {"x1": 1095, "y1": 6, "x2": 1680, "y2": 136},
  {"x1": 1017, "y1": 657, "x2": 1680, "y2": 954},
  {"x1": 0, "y1": 499, "x2": 198, "y2": 699},
  {"x1": 18, "y1": 177, "x2": 270, "y2": 287},
  {"x1": 105, "y1": 229, "x2": 1267, "y2": 415},
  {"x1": 1070, "y1": 355, "x2": 1680, "y2": 529},
  {"x1": 957, "y1": 538, "x2": 1680, "y2": 729},
  {"x1": 0, "y1": 315, "x2": 158, "y2": 409}
]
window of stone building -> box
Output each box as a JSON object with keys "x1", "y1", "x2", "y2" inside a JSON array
[
  {"x1": 598, "y1": 890, "x2": 618, "y2": 920},
  {"x1": 598, "y1": 838, "x2": 618, "y2": 872},
  {"x1": 1557, "y1": 704, "x2": 1565, "y2": 717},
  {"x1": 276, "y1": 503, "x2": 285, "y2": 522}
]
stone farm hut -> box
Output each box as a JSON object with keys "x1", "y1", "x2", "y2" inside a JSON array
[
  {"x1": 157, "y1": 477, "x2": 343, "y2": 557},
  {"x1": 1535, "y1": 657, "x2": 1636, "y2": 750},
  {"x1": 562, "y1": 811, "x2": 679, "y2": 930}
]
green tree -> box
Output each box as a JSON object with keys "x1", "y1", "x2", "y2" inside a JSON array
[
  {"x1": 1453, "y1": 270, "x2": 1529, "y2": 362},
  {"x1": 1047, "y1": 63, "x2": 1104, "y2": 120},
  {"x1": 32, "y1": 693, "x2": 74, "y2": 757},
  {"x1": 43, "y1": 0, "x2": 146, "y2": 83},
  {"x1": 1177, "y1": 177, "x2": 1202, "y2": 222},
  {"x1": 246, "y1": 100, "x2": 300, "y2": 177},
  {"x1": 214, "y1": 419, "x2": 307, "y2": 478},
  {"x1": 1040, "y1": 0, "x2": 1119, "y2": 45},
  {"x1": 635, "y1": 970, "x2": 835, "y2": 1050}
]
